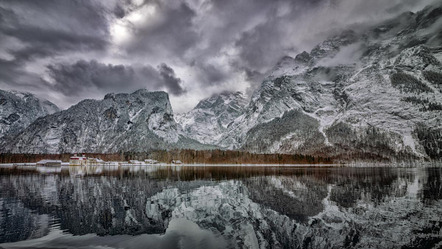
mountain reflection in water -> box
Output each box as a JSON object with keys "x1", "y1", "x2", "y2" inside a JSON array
[{"x1": 0, "y1": 166, "x2": 441, "y2": 249}]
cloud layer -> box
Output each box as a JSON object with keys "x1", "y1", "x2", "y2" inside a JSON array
[
  {"x1": 47, "y1": 60, "x2": 185, "y2": 99},
  {"x1": 0, "y1": 0, "x2": 437, "y2": 112}
]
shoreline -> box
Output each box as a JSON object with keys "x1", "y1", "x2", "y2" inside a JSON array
[
  {"x1": 0, "y1": 162, "x2": 342, "y2": 167},
  {"x1": 0, "y1": 162, "x2": 440, "y2": 168}
]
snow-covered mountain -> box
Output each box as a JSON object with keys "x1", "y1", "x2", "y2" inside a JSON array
[
  {"x1": 0, "y1": 90, "x2": 59, "y2": 141},
  {"x1": 3, "y1": 89, "x2": 211, "y2": 153},
  {"x1": 178, "y1": 3, "x2": 442, "y2": 161},
  {"x1": 2, "y1": 3, "x2": 442, "y2": 161},
  {"x1": 175, "y1": 91, "x2": 247, "y2": 145}
]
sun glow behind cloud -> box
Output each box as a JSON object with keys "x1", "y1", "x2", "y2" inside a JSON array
[
  {"x1": 111, "y1": 3, "x2": 158, "y2": 45},
  {"x1": 0, "y1": 0, "x2": 438, "y2": 113}
]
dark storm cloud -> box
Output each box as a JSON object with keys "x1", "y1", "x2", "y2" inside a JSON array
[
  {"x1": 0, "y1": 59, "x2": 20, "y2": 84},
  {"x1": 113, "y1": 4, "x2": 126, "y2": 19},
  {"x1": 118, "y1": 0, "x2": 330, "y2": 87},
  {"x1": 0, "y1": 0, "x2": 113, "y2": 102},
  {"x1": 234, "y1": 21, "x2": 289, "y2": 72},
  {"x1": 125, "y1": 1, "x2": 199, "y2": 58},
  {"x1": 158, "y1": 63, "x2": 186, "y2": 95},
  {"x1": 199, "y1": 64, "x2": 228, "y2": 85},
  {"x1": 190, "y1": 62, "x2": 230, "y2": 86},
  {"x1": 0, "y1": 59, "x2": 47, "y2": 89},
  {"x1": 0, "y1": 0, "x2": 438, "y2": 111},
  {"x1": 0, "y1": 0, "x2": 110, "y2": 62},
  {"x1": 47, "y1": 60, "x2": 185, "y2": 98}
]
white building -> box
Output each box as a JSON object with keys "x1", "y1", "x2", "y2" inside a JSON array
[{"x1": 69, "y1": 154, "x2": 87, "y2": 166}]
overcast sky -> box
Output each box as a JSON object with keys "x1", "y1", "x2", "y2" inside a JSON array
[{"x1": 0, "y1": 0, "x2": 436, "y2": 113}]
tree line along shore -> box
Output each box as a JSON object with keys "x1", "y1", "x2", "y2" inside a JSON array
[{"x1": 0, "y1": 149, "x2": 333, "y2": 165}]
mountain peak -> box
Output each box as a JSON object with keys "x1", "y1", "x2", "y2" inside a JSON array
[
  {"x1": 310, "y1": 29, "x2": 359, "y2": 60},
  {"x1": 294, "y1": 52, "x2": 312, "y2": 65},
  {"x1": 195, "y1": 91, "x2": 246, "y2": 110},
  {"x1": 176, "y1": 91, "x2": 248, "y2": 145},
  {"x1": 0, "y1": 89, "x2": 60, "y2": 140}
]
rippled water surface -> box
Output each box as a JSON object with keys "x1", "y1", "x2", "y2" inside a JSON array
[{"x1": 0, "y1": 165, "x2": 441, "y2": 249}]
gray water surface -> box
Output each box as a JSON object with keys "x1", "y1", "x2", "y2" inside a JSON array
[{"x1": 0, "y1": 166, "x2": 441, "y2": 248}]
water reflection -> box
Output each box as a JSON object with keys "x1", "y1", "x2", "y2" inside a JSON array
[{"x1": 0, "y1": 166, "x2": 441, "y2": 248}]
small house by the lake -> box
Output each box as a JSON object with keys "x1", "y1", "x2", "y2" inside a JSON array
[{"x1": 69, "y1": 154, "x2": 87, "y2": 166}]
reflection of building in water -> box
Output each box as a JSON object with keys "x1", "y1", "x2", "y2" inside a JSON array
[
  {"x1": 129, "y1": 160, "x2": 144, "y2": 165},
  {"x1": 1, "y1": 167, "x2": 441, "y2": 248},
  {"x1": 145, "y1": 159, "x2": 159, "y2": 164},
  {"x1": 36, "y1": 160, "x2": 62, "y2": 167},
  {"x1": 407, "y1": 168, "x2": 422, "y2": 198},
  {"x1": 87, "y1": 158, "x2": 105, "y2": 165}
]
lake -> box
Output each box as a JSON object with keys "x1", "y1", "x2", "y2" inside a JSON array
[{"x1": 0, "y1": 165, "x2": 441, "y2": 248}]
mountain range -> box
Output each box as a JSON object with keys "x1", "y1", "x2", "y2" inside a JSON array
[
  {"x1": 1, "y1": 3, "x2": 441, "y2": 162},
  {"x1": 1, "y1": 90, "x2": 211, "y2": 154}
]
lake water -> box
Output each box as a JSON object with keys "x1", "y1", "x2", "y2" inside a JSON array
[{"x1": 0, "y1": 165, "x2": 441, "y2": 249}]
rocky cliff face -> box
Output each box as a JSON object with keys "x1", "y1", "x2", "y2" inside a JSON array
[
  {"x1": 0, "y1": 90, "x2": 59, "y2": 141},
  {"x1": 178, "y1": 4, "x2": 442, "y2": 161},
  {"x1": 175, "y1": 92, "x2": 247, "y2": 145},
  {"x1": 3, "y1": 89, "x2": 209, "y2": 153}
]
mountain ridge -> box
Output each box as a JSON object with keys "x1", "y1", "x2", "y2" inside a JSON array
[
  {"x1": 1, "y1": 3, "x2": 442, "y2": 161},
  {"x1": 175, "y1": 3, "x2": 442, "y2": 161},
  {"x1": 0, "y1": 89, "x2": 60, "y2": 141},
  {"x1": 2, "y1": 89, "x2": 213, "y2": 154}
]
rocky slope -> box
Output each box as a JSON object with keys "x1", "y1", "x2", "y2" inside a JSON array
[
  {"x1": 175, "y1": 92, "x2": 247, "y2": 145},
  {"x1": 2, "y1": 89, "x2": 211, "y2": 153},
  {"x1": 179, "y1": 3, "x2": 442, "y2": 161},
  {"x1": 0, "y1": 90, "x2": 59, "y2": 141},
  {"x1": 2, "y1": 3, "x2": 441, "y2": 161}
]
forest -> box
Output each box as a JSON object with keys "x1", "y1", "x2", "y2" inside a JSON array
[{"x1": 0, "y1": 149, "x2": 333, "y2": 164}]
